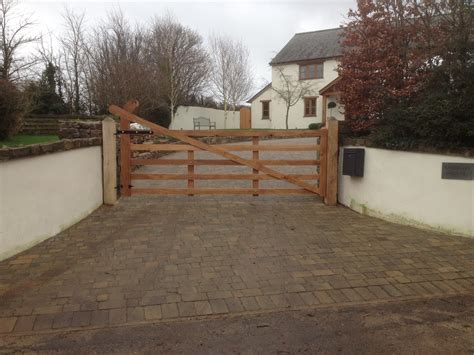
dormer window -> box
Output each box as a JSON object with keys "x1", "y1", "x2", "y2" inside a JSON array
[{"x1": 299, "y1": 62, "x2": 324, "y2": 80}]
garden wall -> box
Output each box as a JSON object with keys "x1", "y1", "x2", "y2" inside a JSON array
[
  {"x1": 338, "y1": 146, "x2": 473, "y2": 237},
  {"x1": 0, "y1": 143, "x2": 103, "y2": 261},
  {"x1": 170, "y1": 106, "x2": 240, "y2": 130}
]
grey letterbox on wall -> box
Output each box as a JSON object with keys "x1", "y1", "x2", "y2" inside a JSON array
[{"x1": 343, "y1": 148, "x2": 365, "y2": 177}]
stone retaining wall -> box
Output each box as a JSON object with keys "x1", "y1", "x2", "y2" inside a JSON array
[
  {"x1": 59, "y1": 121, "x2": 103, "y2": 140},
  {"x1": 21, "y1": 115, "x2": 105, "y2": 135}
]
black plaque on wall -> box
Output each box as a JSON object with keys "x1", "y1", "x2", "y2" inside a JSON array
[{"x1": 441, "y1": 163, "x2": 473, "y2": 180}]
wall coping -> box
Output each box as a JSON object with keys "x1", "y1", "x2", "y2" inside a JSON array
[
  {"x1": 0, "y1": 137, "x2": 102, "y2": 162},
  {"x1": 177, "y1": 105, "x2": 240, "y2": 112},
  {"x1": 341, "y1": 138, "x2": 474, "y2": 158}
]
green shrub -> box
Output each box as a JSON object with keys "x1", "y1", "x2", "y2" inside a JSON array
[
  {"x1": 308, "y1": 123, "x2": 323, "y2": 130},
  {"x1": 328, "y1": 101, "x2": 337, "y2": 109},
  {"x1": 143, "y1": 106, "x2": 171, "y2": 128},
  {"x1": 0, "y1": 80, "x2": 24, "y2": 140},
  {"x1": 370, "y1": 67, "x2": 474, "y2": 150}
]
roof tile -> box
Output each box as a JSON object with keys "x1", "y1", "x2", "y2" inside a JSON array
[{"x1": 270, "y1": 27, "x2": 344, "y2": 65}]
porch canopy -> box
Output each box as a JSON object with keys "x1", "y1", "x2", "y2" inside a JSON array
[{"x1": 319, "y1": 77, "x2": 341, "y2": 125}]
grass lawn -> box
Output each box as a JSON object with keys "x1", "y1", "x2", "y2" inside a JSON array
[{"x1": 0, "y1": 135, "x2": 59, "y2": 148}]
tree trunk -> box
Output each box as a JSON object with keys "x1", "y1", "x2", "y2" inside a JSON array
[
  {"x1": 285, "y1": 106, "x2": 290, "y2": 129},
  {"x1": 74, "y1": 56, "x2": 80, "y2": 113},
  {"x1": 170, "y1": 102, "x2": 175, "y2": 122},
  {"x1": 223, "y1": 99, "x2": 228, "y2": 129}
]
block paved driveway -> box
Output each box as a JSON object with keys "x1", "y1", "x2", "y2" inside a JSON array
[
  {"x1": 0, "y1": 138, "x2": 473, "y2": 336},
  {"x1": 1, "y1": 195, "x2": 473, "y2": 335}
]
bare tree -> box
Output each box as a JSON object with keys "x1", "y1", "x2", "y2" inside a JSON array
[
  {"x1": 60, "y1": 7, "x2": 87, "y2": 113},
  {"x1": 35, "y1": 35, "x2": 55, "y2": 70},
  {"x1": 88, "y1": 10, "x2": 152, "y2": 114},
  {"x1": 148, "y1": 14, "x2": 209, "y2": 121},
  {"x1": 81, "y1": 45, "x2": 95, "y2": 114},
  {"x1": 228, "y1": 42, "x2": 253, "y2": 109},
  {"x1": 0, "y1": 0, "x2": 39, "y2": 81},
  {"x1": 209, "y1": 35, "x2": 231, "y2": 119},
  {"x1": 272, "y1": 66, "x2": 313, "y2": 129},
  {"x1": 209, "y1": 35, "x2": 253, "y2": 126}
]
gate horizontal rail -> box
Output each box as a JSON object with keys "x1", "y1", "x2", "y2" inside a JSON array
[
  {"x1": 169, "y1": 130, "x2": 323, "y2": 137},
  {"x1": 132, "y1": 188, "x2": 315, "y2": 195},
  {"x1": 131, "y1": 159, "x2": 320, "y2": 166},
  {"x1": 131, "y1": 143, "x2": 320, "y2": 152},
  {"x1": 131, "y1": 173, "x2": 320, "y2": 180}
]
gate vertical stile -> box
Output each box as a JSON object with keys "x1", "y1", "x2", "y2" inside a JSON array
[
  {"x1": 252, "y1": 136, "x2": 259, "y2": 196},
  {"x1": 188, "y1": 150, "x2": 194, "y2": 196},
  {"x1": 319, "y1": 129, "x2": 328, "y2": 197},
  {"x1": 120, "y1": 115, "x2": 132, "y2": 197}
]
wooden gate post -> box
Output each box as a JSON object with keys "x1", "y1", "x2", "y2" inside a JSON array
[
  {"x1": 120, "y1": 116, "x2": 132, "y2": 197},
  {"x1": 324, "y1": 117, "x2": 339, "y2": 206},
  {"x1": 102, "y1": 117, "x2": 117, "y2": 205},
  {"x1": 120, "y1": 99, "x2": 139, "y2": 197}
]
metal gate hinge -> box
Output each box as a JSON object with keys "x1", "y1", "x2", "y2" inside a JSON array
[
  {"x1": 115, "y1": 130, "x2": 153, "y2": 135},
  {"x1": 115, "y1": 184, "x2": 133, "y2": 190}
]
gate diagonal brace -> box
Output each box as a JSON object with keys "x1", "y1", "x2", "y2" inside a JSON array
[{"x1": 109, "y1": 105, "x2": 322, "y2": 195}]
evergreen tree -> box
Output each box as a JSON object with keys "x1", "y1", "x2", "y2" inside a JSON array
[{"x1": 27, "y1": 63, "x2": 68, "y2": 114}]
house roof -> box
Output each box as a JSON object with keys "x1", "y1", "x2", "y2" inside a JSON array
[
  {"x1": 247, "y1": 83, "x2": 272, "y2": 103},
  {"x1": 270, "y1": 27, "x2": 344, "y2": 65}
]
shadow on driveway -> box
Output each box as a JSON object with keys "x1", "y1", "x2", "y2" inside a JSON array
[{"x1": 1, "y1": 295, "x2": 473, "y2": 353}]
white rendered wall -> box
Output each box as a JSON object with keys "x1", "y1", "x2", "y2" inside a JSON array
[
  {"x1": 0, "y1": 147, "x2": 103, "y2": 260},
  {"x1": 338, "y1": 147, "x2": 474, "y2": 237},
  {"x1": 251, "y1": 59, "x2": 341, "y2": 129},
  {"x1": 170, "y1": 106, "x2": 240, "y2": 130},
  {"x1": 250, "y1": 86, "x2": 273, "y2": 129}
]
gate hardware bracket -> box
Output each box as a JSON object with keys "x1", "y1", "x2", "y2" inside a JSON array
[{"x1": 115, "y1": 130, "x2": 153, "y2": 135}]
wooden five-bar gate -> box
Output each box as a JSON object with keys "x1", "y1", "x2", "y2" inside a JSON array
[{"x1": 107, "y1": 104, "x2": 339, "y2": 205}]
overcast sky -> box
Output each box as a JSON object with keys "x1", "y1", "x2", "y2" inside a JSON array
[{"x1": 23, "y1": 0, "x2": 356, "y2": 91}]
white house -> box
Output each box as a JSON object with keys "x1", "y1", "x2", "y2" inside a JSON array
[{"x1": 249, "y1": 27, "x2": 344, "y2": 129}]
